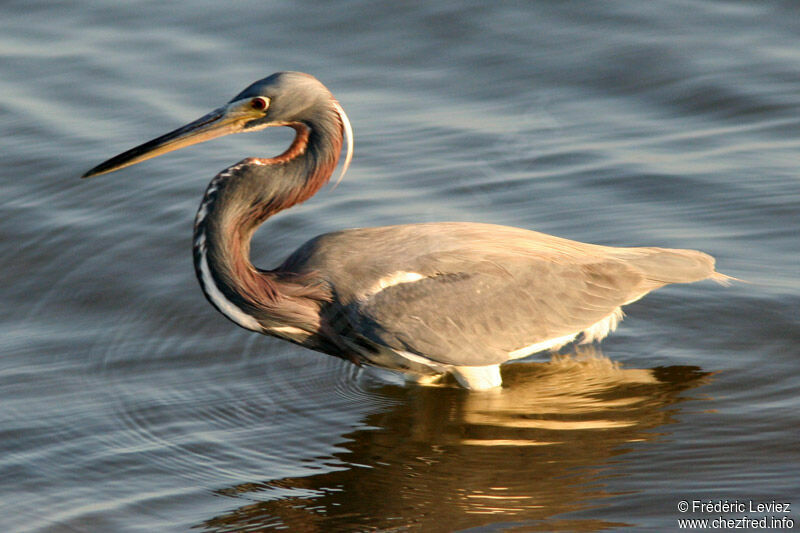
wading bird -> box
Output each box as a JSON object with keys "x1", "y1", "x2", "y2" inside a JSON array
[{"x1": 83, "y1": 72, "x2": 729, "y2": 390}]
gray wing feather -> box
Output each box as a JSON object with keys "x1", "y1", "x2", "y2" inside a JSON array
[
  {"x1": 349, "y1": 255, "x2": 642, "y2": 366},
  {"x1": 280, "y1": 223, "x2": 717, "y2": 367}
]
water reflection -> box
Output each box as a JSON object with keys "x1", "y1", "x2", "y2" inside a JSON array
[{"x1": 200, "y1": 348, "x2": 710, "y2": 532}]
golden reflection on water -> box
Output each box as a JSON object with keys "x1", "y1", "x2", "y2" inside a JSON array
[{"x1": 201, "y1": 348, "x2": 710, "y2": 532}]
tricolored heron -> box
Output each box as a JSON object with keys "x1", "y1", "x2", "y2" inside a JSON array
[{"x1": 83, "y1": 72, "x2": 729, "y2": 390}]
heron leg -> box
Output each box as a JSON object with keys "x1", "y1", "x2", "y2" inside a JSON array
[{"x1": 450, "y1": 365, "x2": 503, "y2": 390}]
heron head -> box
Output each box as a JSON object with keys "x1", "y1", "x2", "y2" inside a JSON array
[
  {"x1": 81, "y1": 71, "x2": 352, "y2": 180},
  {"x1": 230, "y1": 72, "x2": 337, "y2": 130}
]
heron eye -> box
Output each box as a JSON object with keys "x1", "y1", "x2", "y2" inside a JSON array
[{"x1": 250, "y1": 97, "x2": 268, "y2": 111}]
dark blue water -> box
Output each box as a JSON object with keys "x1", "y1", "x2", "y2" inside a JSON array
[{"x1": 2, "y1": 1, "x2": 799, "y2": 531}]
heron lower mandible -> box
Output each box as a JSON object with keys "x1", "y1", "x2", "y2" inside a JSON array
[{"x1": 83, "y1": 72, "x2": 729, "y2": 390}]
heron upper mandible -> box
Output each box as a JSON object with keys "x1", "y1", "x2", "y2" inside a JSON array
[{"x1": 83, "y1": 72, "x2": 729, "y2": 390}]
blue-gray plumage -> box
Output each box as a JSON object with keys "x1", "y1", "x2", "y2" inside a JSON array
[{"x1": 82, "y1": 72, "x2": 729, "y2": 389}]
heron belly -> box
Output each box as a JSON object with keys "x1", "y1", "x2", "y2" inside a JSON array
[
  {"x1": 507, "y1": 306, "x2": 624, "y2": 361},
  {"x1": 342, "y1": 306, "x2": 627, "y2": 389},
  {"x1": 355, "y1": 343, "x2": 502, "y2": 390},
  {"x1": 354, "y1": 343, "x2": 448, "y2": 376}
]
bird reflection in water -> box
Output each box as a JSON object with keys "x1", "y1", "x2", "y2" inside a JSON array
[{"x1": 199, "y1": 348, "x2": 711, "y2": 532}]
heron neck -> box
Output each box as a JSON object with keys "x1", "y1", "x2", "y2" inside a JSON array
[{"x1": 192, "y1": 116, "x2": 342, "y2": 331}]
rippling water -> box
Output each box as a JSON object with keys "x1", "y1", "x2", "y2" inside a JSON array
[{"x1": 2, "y1": 1, "x2": 799, "y2": 531}]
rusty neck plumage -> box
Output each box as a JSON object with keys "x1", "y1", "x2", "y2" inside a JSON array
[{"x1": 192, "y1": 106, "x2": 342, "y2": 333}]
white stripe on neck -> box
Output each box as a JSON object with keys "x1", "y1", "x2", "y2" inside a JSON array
[{"x1": 195, "y1": 231, "x2": 262, "y2": 332}]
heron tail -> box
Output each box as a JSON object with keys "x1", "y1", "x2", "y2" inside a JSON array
[
  {"x1": 619, "y1": 247, "x2": 737, "y2": 286},
  {"x1": 708, "y1": 271, "x2": 742, "y2": 286}
]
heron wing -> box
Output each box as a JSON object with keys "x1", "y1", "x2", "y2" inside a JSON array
[
  {"x1": 346, "y1": 251, "x2": 644, "y2": 366},
  {"x1": 280, "y1": 222, "x2": 681, "y2": 367}
]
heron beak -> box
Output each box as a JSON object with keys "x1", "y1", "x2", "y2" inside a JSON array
[{"x1": 81, "y1": 100, "x2": 265, "y2": 179}]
